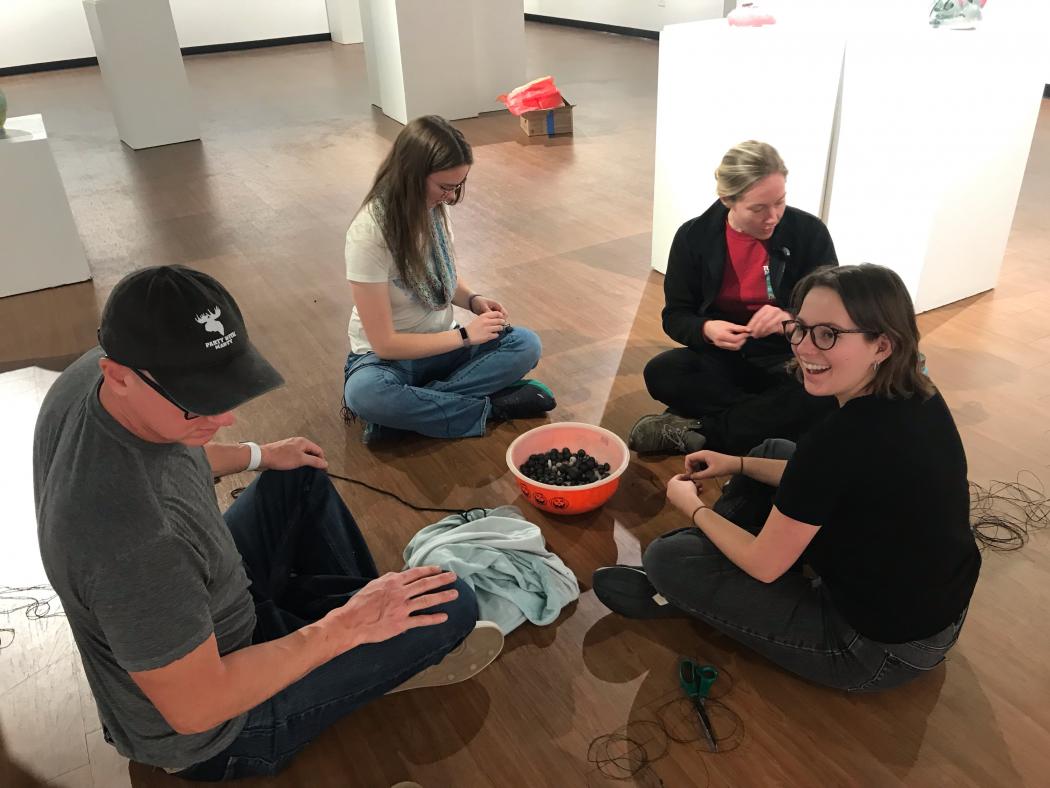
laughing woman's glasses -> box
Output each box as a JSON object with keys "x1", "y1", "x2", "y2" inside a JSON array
[{"x1": 781, "y1": 320, "x2": 876, "y2": 351}]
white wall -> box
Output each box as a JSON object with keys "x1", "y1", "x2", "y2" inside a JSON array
[
  {"x1": 171, "y1": 0, "x2": 329, "y2": 48},
  {"x1": 1, "y1": 0, "x2": 329, "y2": 70},
  {"x1": 524, "y1": 0, "x2": 723, "y2": 32}
]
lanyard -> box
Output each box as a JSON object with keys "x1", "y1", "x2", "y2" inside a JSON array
[{"x1": 762, "y1": 264, "x2": 776, "y2": 302}]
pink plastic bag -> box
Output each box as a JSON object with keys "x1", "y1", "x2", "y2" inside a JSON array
[
  {"x1": 727, "y1": 2, "x2": 777, "y2": 27},
  {"x1": 498, "y1": 76, "x2": 565, "y2": 117}
]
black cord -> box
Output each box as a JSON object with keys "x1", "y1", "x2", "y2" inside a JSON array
[{"x1": 231, "y1": 470, "x2": 475, "y2": 514}]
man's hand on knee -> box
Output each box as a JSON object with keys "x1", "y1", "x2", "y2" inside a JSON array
[
  {"x1": 260, "y1": 437, "x2": 328, "y2": 471},
  {"x1": 320, "y1": 567, "x2": 460, "y2": 656}
]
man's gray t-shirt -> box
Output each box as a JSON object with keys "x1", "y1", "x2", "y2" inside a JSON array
[{"x1": 33, "y1": 348, "x2": 256, "y2": 768}]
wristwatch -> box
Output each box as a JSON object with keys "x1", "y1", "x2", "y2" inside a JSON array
[{"x1": 458, "y1": 325, "x2": 470, "y2": 345}]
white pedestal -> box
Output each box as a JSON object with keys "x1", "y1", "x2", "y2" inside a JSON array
[
  {"x1": 361, "y1": 0, "x2": 524, "y2": 124},
  {"x1": 326, "y1": 0, "x2": 363, "y2": 44},
  {"x1": 651, "y1": 20, "x2": 844, "y2": 273},
  {"x1": 0, "y1": 115, "x2": 91, "y2": 298},
  {"x1": 472, "y1": 0, "x2": 526, "y2": 113},
  {"x1": 826, "y1": 29, "x2": 1045, "y2": 311},
  {"x1": 83, "y1": 0, "x2": 200, "y2": 150}
]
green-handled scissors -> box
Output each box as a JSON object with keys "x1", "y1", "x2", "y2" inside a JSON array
[{"x1": 678, "y1": 657, "x2": 719, "y2": 752}]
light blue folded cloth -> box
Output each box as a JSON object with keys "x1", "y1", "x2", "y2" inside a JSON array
[{"x1": 402, "y1": 505, "x2": 580, "y2": 635}]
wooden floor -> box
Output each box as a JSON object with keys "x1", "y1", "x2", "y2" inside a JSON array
[{"x1": 2, "y1": 23, "x2": 1049, "y2": 788}]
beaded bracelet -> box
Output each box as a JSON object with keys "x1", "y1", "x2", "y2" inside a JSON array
[
  {"x1": 468, "y1": 293, "x2": 483, "y2": 312},
  {"x1": 691, "y1": 504, "x2": 708, "y2": 525}
]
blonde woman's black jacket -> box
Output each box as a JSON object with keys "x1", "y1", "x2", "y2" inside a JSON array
[{"x1": 661, "y1": 199, "x2": 838, "y2": 355}]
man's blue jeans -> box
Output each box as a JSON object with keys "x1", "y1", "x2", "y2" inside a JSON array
[
  {"x1": 177, "y1": 467, "x2": 478, "y2": 781},
  {"x1": 342, "y1": 325, "x2": 542, "y2": 438}
]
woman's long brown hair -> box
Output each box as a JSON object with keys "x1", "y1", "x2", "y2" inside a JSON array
[{"x1": 359, "y1": 116, "x2": 473, "y2": 301}]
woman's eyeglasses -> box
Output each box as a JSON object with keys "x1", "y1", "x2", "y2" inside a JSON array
[
  {"x1": 781, "y1": 319, "x2": 876, "y2": 351},
  {"x1": 434, "y1": 177, "x2": 467, "y2": 196}
]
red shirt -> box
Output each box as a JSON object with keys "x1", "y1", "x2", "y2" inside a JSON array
[{"x1": 713, "y1": 221, "x2": 773, "y2": 323}]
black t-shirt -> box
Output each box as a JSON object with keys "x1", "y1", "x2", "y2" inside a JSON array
[{"x1": 775, "y1": 391, "x2": 980, "y2": 643}]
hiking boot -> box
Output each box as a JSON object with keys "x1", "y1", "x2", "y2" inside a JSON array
[
  {"x1": 388, "y1": 621, "x2": 504, "y2": 693},
  {"x1": 627, "y1": 412, "x2": 706, "y2": 454},
  {"x1": 489, "y1": 380, "x2": 556, "y2": 421},
  {"x1": 592, "y1": 565, "x2": 681, "y2": 619}
]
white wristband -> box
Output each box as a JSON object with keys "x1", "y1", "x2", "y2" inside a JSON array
[{"x1": 241, "y1": 441, "x2": 262, "y2": 472}]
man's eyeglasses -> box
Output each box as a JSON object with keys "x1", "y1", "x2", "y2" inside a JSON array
[
  {"x1": 131, "y1": 369, "x2": 199, "y2": 420},
  {"x1": 98, "y1": 328, "x2": 199, "y2": 419},
  {"x1": 782, "y1": 319, "x2": 876, "y2": 351}
]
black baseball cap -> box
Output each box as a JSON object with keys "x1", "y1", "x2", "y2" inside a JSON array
[{"x1": 98, "y1": 265, "x2": 284, "y2": 416}]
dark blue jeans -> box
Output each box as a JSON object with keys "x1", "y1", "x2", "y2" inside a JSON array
[
  {"x1": 642, "y1": 439, "x2": 967, "y2": 692},
  {"x1": 177, "y1": 467, "x2": 478, "y2": 781}
]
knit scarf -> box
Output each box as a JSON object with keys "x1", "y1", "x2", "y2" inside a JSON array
[
  {"x1": 414, "y1": 208, "x2": 457, "y2": 310},
  {"x1": 369, "y1": 200, "x2": 456, "y2": 310}
]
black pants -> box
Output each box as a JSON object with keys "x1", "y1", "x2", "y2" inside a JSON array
[{"x1": 643, "y1": 345, "x2": 837, "y2": 454}]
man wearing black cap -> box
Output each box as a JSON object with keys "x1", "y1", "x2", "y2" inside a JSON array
[{"x1": 33, "y1": 265, "x2": 503, "y2": 780}]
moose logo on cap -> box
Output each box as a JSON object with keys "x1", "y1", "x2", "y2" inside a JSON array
[
  {"x1": 195, "y1": 307, "x2": 225, "y2": 336},
  {"x1": 196, "y1": 305, "x2": 237, "y2": 350}
]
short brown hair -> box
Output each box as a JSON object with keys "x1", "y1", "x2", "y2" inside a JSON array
[{"x1": 790, "y1": 264, "x2": 935, "y2": 400}]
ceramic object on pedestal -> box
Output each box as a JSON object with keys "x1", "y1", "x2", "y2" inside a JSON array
[
  {"x1": 0, "y1": 89, "x2": 7, "y2": 129},
  {"x1": 930, "y1": 0, "x2": 987, "y2": 29}
]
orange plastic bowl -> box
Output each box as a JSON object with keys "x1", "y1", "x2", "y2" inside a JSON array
[{"x1": 506, "y1": 422, "x2": 630, "y2": 515}]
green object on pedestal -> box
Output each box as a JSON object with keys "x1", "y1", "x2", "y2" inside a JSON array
[{"x1": 930, "y1": 0, "x2": 985, "y2": 29}]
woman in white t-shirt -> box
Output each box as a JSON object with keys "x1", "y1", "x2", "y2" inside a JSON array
[{"x1": 342, "y1": 115, "x2": 555, "y2": 443}]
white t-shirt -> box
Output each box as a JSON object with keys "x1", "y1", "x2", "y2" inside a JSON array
[{"x1": 345, "y1": 205, "x2": 456, "y2": 355}]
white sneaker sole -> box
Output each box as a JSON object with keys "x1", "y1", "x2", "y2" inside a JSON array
[{"x1": 388, "y1": 621, "x2": 504, "y2": 694}]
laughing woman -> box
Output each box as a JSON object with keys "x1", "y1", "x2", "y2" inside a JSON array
[
  {"x1": 342, "y1": 116, "x2": 555, "y2": 443},
  {"x1": 594, "y1": 264, "x2": 980, "y2": 692}
]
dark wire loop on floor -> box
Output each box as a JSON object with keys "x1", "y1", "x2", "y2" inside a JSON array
[
  {"x1": 969, "y1": 472, "x2": 1049, "y2": 552},
  {"x1": 655, "y1": 696, "x2": 744, "y2": 753},
  {"x1": 586, "y1": 658, "x2": 740, "y2": 784},
  {"x1": 230, "y1": 471, "x2": 479, "y2": 514},
  {"x1": 0, "y1": 585, "x2": 65, "y2": 651}
]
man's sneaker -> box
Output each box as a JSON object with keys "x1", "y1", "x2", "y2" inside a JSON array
[
  {"x1": 489, "y1": 380, "x2": 556, "y2": 421},
  {"x1": 388, "y1": 621, "x2": 504, "y2": 693},
  {"x1": 592, "y1": 565, "x2": 682, "y2": 619},
  {"x1": 627, "y1": 412, "x2": 706, "y2": 455}
]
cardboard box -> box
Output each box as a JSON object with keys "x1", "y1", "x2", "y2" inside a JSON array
[{"x1": 519, "y1": 96, "x2": 574, "y2": 137}]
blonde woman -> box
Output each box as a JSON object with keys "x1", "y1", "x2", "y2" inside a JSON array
[{"x1": 630, "y1": 141, "x2": 837, "y2": 456}]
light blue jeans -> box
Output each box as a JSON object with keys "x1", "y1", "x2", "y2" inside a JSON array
[{"x1": 342, "y1": 326, "x2": 542, "y2": 438}]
